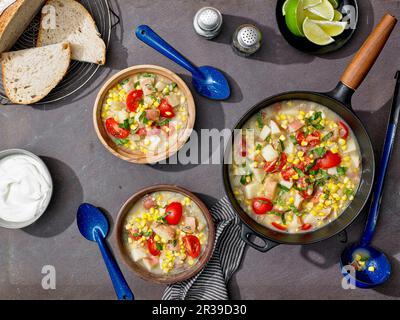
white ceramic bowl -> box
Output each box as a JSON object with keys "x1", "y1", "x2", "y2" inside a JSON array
[{"x1": 0, "y1": 149, "x2": 53, "y2": 229}]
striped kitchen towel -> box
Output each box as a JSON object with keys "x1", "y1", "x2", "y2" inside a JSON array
[{"x1": 163, "y1": 197, "x2": 246, "y2": 300}]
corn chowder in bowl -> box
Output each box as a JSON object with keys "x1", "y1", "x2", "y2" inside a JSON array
[
  {"x1": 116, "y1": 185, "x2": 215, "y2": 284},
  {"x1": 229, "y1": 100, "x2": 361, "y2": 234},
  {"x1": 94, "y1": 65, "x2": 195, "y2": 164}
]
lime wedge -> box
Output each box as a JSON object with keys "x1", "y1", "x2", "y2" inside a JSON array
[
  {"x1": 285, "y1": 0, "x2": 306, "y2": 37},
  {"x1": 304, "y1": 0, "x2": 322, "y2": 9},
  {"x1": 333, "y1": 9, "x2": 343, "y2": 21},
  {"x1": 310, "y1": 20, "x2": 347, "y2": 36},
  {"x1": 306, "y1": 0, "x2": 334, "y2": 21},
  {"x1": 303, "y1": 17, "x2": 334, "y2": 45},
  {"x1": 282, "y1": 0, "x2": 289, "y2": 16},
  {"x1": 328, "y1": 0, "x2": 339, "y2": 9}
]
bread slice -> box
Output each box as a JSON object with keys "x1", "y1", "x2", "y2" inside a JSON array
[
  {"x1": 0, "y1": 0, "x2": 45, "y2": 54},
  {"x1": 1, "y1": 42, "x2": 71, "y2": 104},
  {"x1": 37, "y1": 0, "x2": 106, "y2": 65}
]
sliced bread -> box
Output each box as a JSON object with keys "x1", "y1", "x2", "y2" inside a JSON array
[
  {"x1": 0, "y1": 0, "x2": 45, "y2": 54},
  {"x1": 37, "y1": 0, "x2": 106, "y2": 65},
  {"x1": 1, "y1": 42, "x2": 71, "y2": 104}
]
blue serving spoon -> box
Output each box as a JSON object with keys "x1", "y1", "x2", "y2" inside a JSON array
[
  {"x1": 77, "y1": 203, "x2": 134, "y2": 300},
  {"x1": 135, "y1": 25, "x2": 230, "y2": 100},
  {"x1": 340, "y1": 71, "x2": 400, "y2": 288}
]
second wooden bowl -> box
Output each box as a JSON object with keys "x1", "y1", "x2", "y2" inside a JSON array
[
  {"x1": 93, "y1": 65, "x2": 196, "y2": 164},
  {"x1": 115, "y1": 184, "x2": 215, "y2": 284}
]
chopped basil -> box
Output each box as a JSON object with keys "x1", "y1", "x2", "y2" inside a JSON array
[
  {"x1": 279, "y1": 140, "x2": 285, "y2": 152},
  {"x1": 156, "y1": 242, "x2": 163, "y2": 251},
  {"x1": 256, "y1": 144, "x2": 263, "y2": 150},
  {"x1": 119, "y1": 119, "x2": 130, "y2": 129},
  {"x1": 345, "y1": 188, "x2": 354, "y2": 196},
  {"x1": 269, "y1": 211, "x2": 286, "y2": 224},
  {"x1": 157, "y1": 216, "x2": 168, "y2": 224},
  {"x1": 305, "y1": 111, "x2": 325, "y2": 130},
  {"x1": 134, "y1": 81, "x2": 140, "y2": 88},
  {"x1": 157, "y1": 118, "x2": 171, "y2": 127},
  {"x1": 303, "y1": 126, "x2": 310, "y2": 137},
  {"x1": 278, "y1": 184, "x2": 290, "y2": 192},
  {"x1": 290, "y1": 134, "x2": 298, "y2": 145},
  {"x1": 240, "y1": 174, "x2": 253, "y2": 185},
  {"x1": 256, "y1": 112, "x2": 264, "y2": 128},
  {"x1": 172, "y1": 239, "x2": 178, "y2": 247},
  {"x1": 293, "y1": 166, "x2": 305, "y2": 177},
  {"x1": 128, "y1": 117, "x2": 135, "y2": 125},
  {"x1": 265, "y1": 135, "x2": 272, "y2": 143},
  {"x1": 141, "y1": 73, "x2": 155, "y2": 78},
  {"x1": 337, "y1": 166, "x2": 348, "y2": 176},
  {"x1": 310, "y1": 147, "x2": 326, "y2": 159},
  {"x1": 142, "y1": 230, "x2": 153, "y2": 237},
  {"x1": 120, "y1": 79, "x2": 129, "y2": 85},
  {"x1": 322, "y1": 132, "x2": 334, "y2": 142},
  {"x1": 305, "y1": 160, "x2": 316, "y2": 173},
  {"x1": 115, "y1": 139, "x2": 129, "y2": 146},
  {"x1": 289, "y1": 205, "x2": 301, "y2": 216}
]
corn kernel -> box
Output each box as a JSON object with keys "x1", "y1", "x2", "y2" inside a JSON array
[
  {"x1": 279, "y1": 135, "x2": 286, "y2": 141},
  {"x1": 368, "y1": 266, "x2": 375, "y2": 272}
]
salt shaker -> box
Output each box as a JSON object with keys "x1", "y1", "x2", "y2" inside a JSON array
[
  {"x1": 232, "y1": 24, "x2": 262, "y2": 57},
  {"x1": 193, "y1": 7, "x2": 223, "y2": 39}
]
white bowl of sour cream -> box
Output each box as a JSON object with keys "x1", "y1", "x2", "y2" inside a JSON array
[{"x1": 0, "y1": 149, "x2": 53, "y2": 229}]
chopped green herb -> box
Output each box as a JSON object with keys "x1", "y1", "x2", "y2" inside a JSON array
[
  {"x1": 142, "y1": 73, "x2": 155, "y2": 78},
  {"x1": 142, "y1": 230, "x2": 153, "y2": 237},
  {"x1": 134, "y1": 81, "x2": 140, "y2": 88},
  {"x1": 256, "y1": 112, "x2": 264, "y2": 129},
  {"x1": 337, "y1": 166, "x2": 348, "y2": 176},
  {"x1": 119, "y1": 119, "x2": 130, "y2": 129},
  {"x1": 269, "y1": 211, "x2": 286, "y2": 224},
  {"x1": 293, "y1": 166, "x2": 305, "y2": 177},
  {"x1": 120, "y1": 79, "x2": 129, "y2": 85},
  {"x1": 278, "y1": 184, "x2": 290, "y2": 192},
  {"x1": 289, "y1": 205, "x2": 301, "y2": 216},
  {"x1": 305, "y1": 160, "x2": 316, "y2": 173},
  {"x1": 172, "y1": 239, "x2": 178, "y2": 247},
  {"x1": 290, "y1": 134, "x2": 298, "y2": 145},
  {"x1": 311, "y1": 147, "x2": 326, "y2": 158},
  {"x1": 345, "y1": 188, "x2": 354, "y2": 196},
  {"x1": 128, "y1": 117, "x2": 135, "y2": 125},
  {"x1": 156, "y1": 242, "x2": 164, "y2": 251},
  {"x1": 305, "y1": 111, "x2": 325, "y2": 130},
  {"x1": 157, "y1": 118, "x2": 171, "y2": 127},
  {"x1": 256, "y1": 144, "x2": 263, "y2": 150},
  {"x1": 322, "y1": 132, "x2": 334, "y2": 142},
  {"x1": 115, "y1": 139, "x2": 129, "y2": 146},
  {"x1": 279, "y1": 140, "x2": 285, "y2": 152}
]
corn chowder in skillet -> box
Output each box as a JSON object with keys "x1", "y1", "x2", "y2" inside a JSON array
[
  {"x1": 101, "y1": 72, "x2": 188, "y2": 155},
  {"x1": 123, "y1": 191, "x2": 208, "y2": 275},
  {"x1": 229, "y1": 100, "x2": 362, "y2": 233}
]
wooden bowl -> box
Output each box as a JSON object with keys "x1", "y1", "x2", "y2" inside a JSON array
[
  {"x1": 115, "y1": 184, "x2": 215, "y2": 284},
  {"x1": 93, "y1": 65, "x2": 196, "y2": 164}
]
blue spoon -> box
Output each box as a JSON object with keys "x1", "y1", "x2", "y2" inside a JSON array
[
  {"x1": 135, "y1": 25, "x2": 230, "y2": 100},
  {"x1": 77, "y1": 203, "x2": 134, "y2": 300},
  {"x1": 340, "y1": 71, "x2": 400, "y2": 288}
]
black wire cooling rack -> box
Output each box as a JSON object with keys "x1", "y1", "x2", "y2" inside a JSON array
[{"x1": 0, "y1": 0, "x2": 120, "y2": 105}]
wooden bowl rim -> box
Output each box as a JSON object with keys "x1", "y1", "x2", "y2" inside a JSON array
[
  {"x1": 115, "y1": 184, "x2": 215, "y2": 284},
  {"x1": 93, "y1": 65, "x2": 196, "y2": 164}
]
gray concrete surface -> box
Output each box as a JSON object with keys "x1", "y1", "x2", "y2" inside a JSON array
[{"x1": 0, "y1": 0, "x2": 400, "y2": 300}]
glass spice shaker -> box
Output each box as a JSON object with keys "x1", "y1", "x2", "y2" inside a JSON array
[{"x1": 232, "y1": 24, "x2": 262, "y2": 57}]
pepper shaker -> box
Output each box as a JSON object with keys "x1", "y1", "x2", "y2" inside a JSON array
[
  {"x1": 232, "y1": 24, "x2": 262, "y2": 57},
  {"x1": 193, "y1": 7, "x2": 223, "y2": 39}
]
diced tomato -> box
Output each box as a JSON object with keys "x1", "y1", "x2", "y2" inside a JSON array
[
  {"x1": 165, "y1": 202, "x2": 183, "y2": 225},
  {"x1": 126, "y1": 89, "x2": 143, "y2": 112},
  {"x1": 301, "y1": 188, "x2": 314, "y2": 200},
  {"x1": 136, "y1": 127, "x2": 147, "y2": 137},
  {"x1": 301, "y1": 224, "x2": 312, "y2": 231},
  {"x1": 252, "y1": 198, "x2": 273, "y2": 215},
  {"x1": 264, "y1": 153, "x2": 287, "y2": 173},
  {"x1": 147, "y1": 237, "x2": 161, "y2": 256},
  {"x1": 317, "y1": 151, "x2": 342, "y2": 169},
  {"x1": 105, "y1": 118, "x2": 130, "y2": 139},
  {"x1": 183, "y1": 235, "x2": 201, "y2": 258},
  {"x1": 281, "y1": 166, "x2": 296, "y2": 181},
  {"x1": 271, "y1": 222, "x2": 287, "y2": 231},
  {"x1": 158, "y1": 99, "x2": 175, "y2": 118},
  {"x1": 338, "y1": 121, "x2": 350, "y2": 139},
  {"x1": 296, "y1": 131, "x2": 321, "y2": 147}
]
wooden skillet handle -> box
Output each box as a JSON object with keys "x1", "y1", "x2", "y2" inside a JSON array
[{"x1": 340, "y1": 14, "x2": 397, "y2": 90}]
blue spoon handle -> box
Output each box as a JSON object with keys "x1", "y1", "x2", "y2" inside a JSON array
[
  {"x1": 95, "y1": 231, "x2": 134, "y2": 300},
  {"x1": 135, "y1": 25, "x2": 203, "y2": 78},
  {"x1": 361, "y1": 71, "x2": 400, "y2": 246}
]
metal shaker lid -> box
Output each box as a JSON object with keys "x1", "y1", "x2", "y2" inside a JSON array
[
  {"x1": 237, "y1": 25, "x2": 261, "y2": 48},
  {"x1": 193, "y1": 7, "x2": 223, "y2": 38}
]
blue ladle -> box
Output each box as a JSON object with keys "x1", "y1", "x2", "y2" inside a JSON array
[
  {"x1": 77, "y1": 203, "x2": 134, "y2": 300},
  {"x1": 135, "y1": 25, "x2": 231, "y2": 100},
  {"x1": 340, "y1": 71, "x2": 400, "y2": 288}
]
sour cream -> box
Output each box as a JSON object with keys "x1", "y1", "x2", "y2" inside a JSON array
[{"x1": 0, "y1": 154, "x2": 52, "y2": 223}]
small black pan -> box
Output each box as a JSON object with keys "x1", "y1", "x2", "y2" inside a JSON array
[{"x1": 223, "y1": 14, "x2": 397, "y2": 252}]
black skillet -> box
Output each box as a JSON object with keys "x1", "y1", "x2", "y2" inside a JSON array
[
  {"x1": 223, "y1": 14, "x2": 397, "y2": 252},
  {"x1": 276, "y1": 0, "x2": 359, "y2": 55}
]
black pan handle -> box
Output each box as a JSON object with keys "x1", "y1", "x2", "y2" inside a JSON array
[{"x1": 240, "y1": 223, "x2": 279, "y2": 252}]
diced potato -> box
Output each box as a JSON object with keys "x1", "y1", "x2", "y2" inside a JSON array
[
  {"x1": 344, "y1": 139, "x2": 357, "y2": 153},
  {"x1": 167, "y1": 93, "x2": 180, "y2": 107},
  {"x1": 244, "y1": 182, "x2": 262, "y2": 199},
  {"x1": 259, "y1": 125, "x2": 271, "y2": 140},
  {"x1": 351, "y1": 152, "x2": 360, "y2": 167},
  {"x1": 117, "y1": 110, "x2": 129, "y2": 122},
  {"x1": 263, "y1": 176, "x2": 278, "y2": 199},
  {"x1": 132, "y1": 247, "x2": 147, "y2": 262},
  {"x1": 253, "y1": 168, "x2": 266, "y2": 183},
  {"x1": 327, "y1": 167, "x2": 337, "y2": 175},
  {"x1": 294, "y1": 193, "x2": 304, "y2": 209},
  {"x1": 285, "y1": 140, "x2": 294, "y2": 154},
  {"x1": 270, "y1": 120, "x2": 281, "y2": 134},
  {"x1": 140, "y1": 78, "x2": 154, "y2": 95},
  {"x1": 279, "y1": 180, "x2": 293, "y2": 189},
  {"x1": 261, "y1": 145, "x2": 279, "y2": 162},
  {"x1": 142, "y1": 256, "x2": 159, "y2": 271},
  {"x1": 155, "y1": 81, "x2": 166, "y2": 92},
  {"x1": 110, "y1": 100, "x2": 125, "y2": 110}
]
